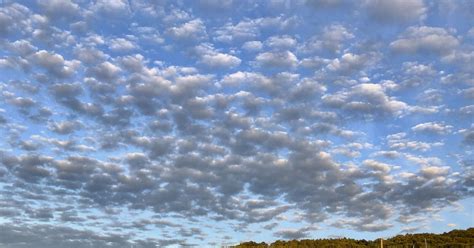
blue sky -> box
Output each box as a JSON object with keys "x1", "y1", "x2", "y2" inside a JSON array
[{"x1": 0, "y1": 0, "x2": 473, "y2": 247}]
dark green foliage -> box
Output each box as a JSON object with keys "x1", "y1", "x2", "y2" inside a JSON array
[{"x1": 234, "y1": 228, "x2": 474, "y2": 248}]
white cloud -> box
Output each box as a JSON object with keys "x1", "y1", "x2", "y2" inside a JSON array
[
  {"x1": 8, "y1": 39, "x2": 37, "y2": 56},
  {"x1": 88, "y1": 61, "x2": 121, "y2": 81},
  {"x1": 390, "y1": 26, "x2": 459, "y2": 55},
  {"x1": 214, "y1": 19, "x2": 261, "y2": 43},
  {"x1": 108, "y1": 38, "x2": 137, "y2": 51},
  {"x1": 323, "y1": 83, "x2": 408, "y2": 118},
  {"x1": 201, "y1": 53, "x2": 241, "y2": 68},
  {"x1": 461, "y1": 87, "x2": 474, "y2": 99},
  {"x1": 199, "y1": 0, "x2": 233, "y2": 9},
  {"x1": 255, "y1": 51, "x2": 298, "y2": 68},
  {"x1": 302, "y1": 24, "x2": 354, "y2": 53},
  {"x1": 242, "y1": 41, "x2": 263, "y2": 52},
  {"x1": 195, "y1": 43, "x2": 241, "y2": 69},
  {"x1": 221, "y1": 71, "x2": 270, "y2": 87},
  {"x1": 403, "y1": 62, "x2": 436, "y2": 76},
  {"x1": 460, "y1": 105, "x2": 474, "y2": 115},
  {"x1": 265, "y1": 35, "x2": 297, "y2": 50},
  {"x1": 0, "y1": 3, "x2": 33, "y2": 36},
  {"x1": 214, "y1": 16, "x2": 297, "y2": 43},
  {"x1": 365, "y1": 0, "x2": 426, "y2": 23},
  {"x1": 363, "y1": 159, "x2": 392, "y2": 173},
  {"x1": 306, "y1": 0, "x2": 344, "y2": 8},
  {"x1": 31, "y1": 50, "x2": 80, "y2": 78},
  {"x1": 92, "y1": 0, "x2": 129, "y2": 16},
  {"x1": 411, "y1": 122, "x2": 453, "y2": 135},
  {"x1": 327, "y1": 53, "x2": 376, "y2": 74},
  {"x1": 38, "y1": 0, "x2": 80, "y2": 19},
  {"x1": 167, "y1": 19, "x2": 207, "y2": 41},
  {"x1": 420, "y1": 166, "x2": 449, "y2": 178}
]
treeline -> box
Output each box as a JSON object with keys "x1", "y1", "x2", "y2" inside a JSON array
[{"x1": 233, "y1": 227, "x2": 474, "y2": 248}]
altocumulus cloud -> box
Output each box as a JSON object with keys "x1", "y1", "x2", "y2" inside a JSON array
[{"x1": 0, "y1": 0, "x2": 473, "y2": 247}]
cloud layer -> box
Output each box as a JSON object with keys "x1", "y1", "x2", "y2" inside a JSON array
[{"x1": 0, "y1": 0, "x2": 473, "y2": 247}]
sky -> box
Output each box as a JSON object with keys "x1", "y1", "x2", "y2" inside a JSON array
[{"x1": 0, "y1": 0, "x2": 473, "y2": 247}]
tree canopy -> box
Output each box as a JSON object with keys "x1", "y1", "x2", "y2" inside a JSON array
[{"x1": 233, "y1": 228, "x2": 474, "y2": 248}]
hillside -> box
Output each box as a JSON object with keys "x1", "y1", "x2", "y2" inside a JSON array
[{"x1": 234, "y1": 228, "x2": 474, "y2": 248}]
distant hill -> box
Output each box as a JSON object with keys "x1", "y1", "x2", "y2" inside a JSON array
[{"x1": 233, "y1": 227, "x2": 474, "y2": 248}]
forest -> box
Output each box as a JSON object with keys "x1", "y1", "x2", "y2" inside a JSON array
[{"x1": 233, "y1": 228, "x2": 474, "y2": 248}]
